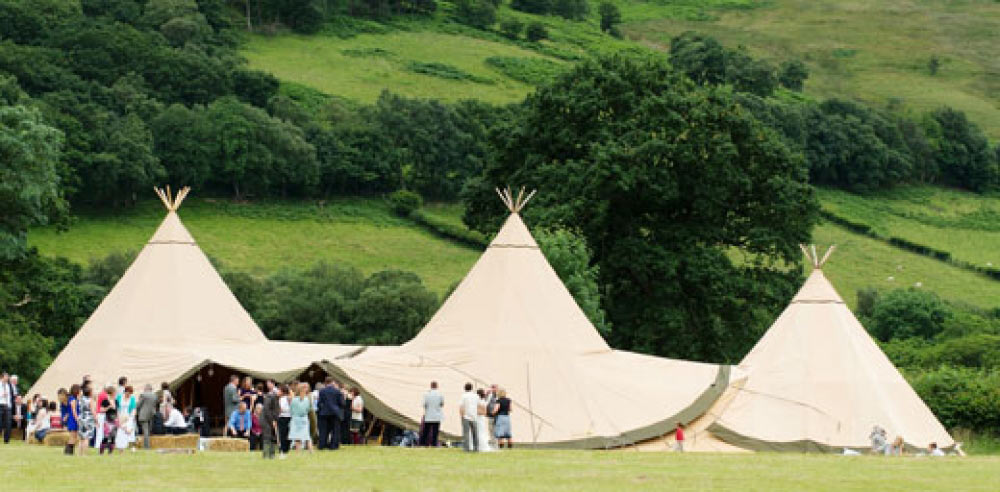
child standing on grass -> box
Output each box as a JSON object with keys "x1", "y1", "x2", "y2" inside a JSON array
[{"x1": 674, "y1": 422, "x2": 685, "y2": 452}]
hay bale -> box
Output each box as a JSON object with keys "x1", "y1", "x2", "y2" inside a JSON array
[
  {"x1": 149, "y1": 435, "x2": 176, "y2": 449},
  {"x1": 205, "y1": 437, "x2": 250, "y2": 452},
  {"x1": 42, "y1": 430, "x2": 70, "y2": 447},
  {"x1": 172, "y1": 434, "x2": 200, "y2": 449},
  {"x1": 149, "y1": 434, "x2": 200, "y2": 450}
]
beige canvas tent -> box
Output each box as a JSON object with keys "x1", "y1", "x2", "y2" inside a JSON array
[
  {"x1": 698, "y1": 246, "x2": 956, "y2": 452},
  {"x1": 323, "y1": 188, "x2": 731, "y2": 448},
  {"x1": 29, "y1": 187, "x2": 360, "y2": 404}
]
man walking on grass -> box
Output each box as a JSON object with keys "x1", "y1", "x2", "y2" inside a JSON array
[{"x1": 460, "y1": 382, "x2": 479, "y2": 452}]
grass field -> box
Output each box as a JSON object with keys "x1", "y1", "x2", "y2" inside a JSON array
[
  {"x1": 28, "y1": 198, "x2": 479, "y2": 296},
  {"x1": 624, "y1": 0, "x2": 1000, "y2": 140},
  {"x1": 240, "y1": 2, "x2": 1000, "y2": 139},
  {"x1": 818, "y1": 187, "x2": 1000, "y2": 268},
  {"x1": 243, "y1": 30, "x2": 558, "y2": 104},
  {"x1": 3, "y1": 443, "x2": 999, "y2": 491}
]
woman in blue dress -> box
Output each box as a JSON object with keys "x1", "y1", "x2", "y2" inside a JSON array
[
  {"x1": 62, "y1": 386, "x2": 79, "y2": 455},
  {"x1": 288, "y1": 383, "x2": 313, "y2": 454}
]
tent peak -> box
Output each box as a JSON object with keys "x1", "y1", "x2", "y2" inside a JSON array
[
  {"x1": 154, "y1": 186, "x2": 191, "y2": 212},
  {"x1": 800, "y1": 244, "x2": 835, "y2": 269},
  {"x1": 495, "y1": 186, "x2": 536, "y2": 214}
]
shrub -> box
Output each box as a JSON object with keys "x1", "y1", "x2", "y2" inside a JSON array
[
  {"x1": 500, "y1": 18, "x2": 524, "y2": 40},
  {"x1": 908, "y1": 366, "x2": 1000, "y2": 434},
  {"x1": 868, "y1": 288, "x2": 951, "y2": 342},
  {"x1": 485, "y1": 56, "x2": 565, "y2": 86},
  {"x1": 388, "y1": 190, "x2": 423, "y2": 216},
  {"x1": 598, "y1": 2, "x2": 620, "y2": 33},
  {"x1": 454, "y1": 0, "x2": 498, "y2": 29},
  {"x1": 526, "y1": 22, "x2": 548, "y2": 42},
  {"x1": 778, "y1": 59, "x2": 808, "y2": 91}
]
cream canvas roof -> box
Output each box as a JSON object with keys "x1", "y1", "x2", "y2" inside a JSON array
[
  {"x1": 29, "y1": 188, "x2": 359, "y2": 398},
  {"x1": 707, "y1": 253, "x2": 955, "y2": 452},
  {"x1": 325, "y1": 192, "x2": 729, "y2": 448}
]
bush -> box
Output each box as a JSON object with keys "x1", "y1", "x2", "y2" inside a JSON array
[
  {"x1": 908, "y1": 366, "x2": 1000, "y2": 434},
  {"x1": 454, "y1": 0, "x2": 498, "y2": 29},
  {"x1": 485, "y1": 56, "x2": 565, "y2": 86},
  {"x1": 526, "y1": 22, "x2": 548, "y2": 42},
  {"x1": 598, "y1": 2, "x2": 620, "y2": 33},
  {"x1": 511, "y1": 0, "x2": 552, "y2": 15},
  {"x1": 868, "y1": 288, "x2": 951, "y2": 342},
  {"x1": 388, "y1": 190, "x2": 423, "y2": 216},
  {"x1": 778, "y1": 59, "x2": 808, "y2": 91},
  {"x1": 410, "y1": 210, "x2": 488, "y2": 248},
  {"x1": 500, "y1": 18, "x2": 524, "y2": 40}
]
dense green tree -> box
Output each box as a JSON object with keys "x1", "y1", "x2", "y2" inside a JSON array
[
  {"x1": 778, "y1": 59, "x2": 808, "y2": 91},
  {"x1": 553, "y1": 0, "x2": 588, "y2": 20},
  {"x1": 454, "y1": 0, "x2": 497, "y2": 29},
  {"x1": 511, "y1": 0, "x2": 552, "y2": 15},
  {"x1": 536, "y1": 228, "x2": 610, "y2": 337},
  {"x1": 597, "y1": 2, "x2": 620, "y2": 34},
  {"x1": 256, "y1": 263, "x2": 365, "y2": 342},
  {"x1": 0, "y1": 90, "x2": 67, "y2": 260},
  {"x1": 347, "y1": 270, "x2": 438, "y2": 344},
  {"x1": 150, "y1": 104, "x2": 215, "y2": 189},
  {"x1": 670, "y1": 32, "x2": 777, "y2": 97},
  {"x1": 232, "y1": 69, "x2": 279, "y2": 108},
  {"x1": 500, "y1": 18, "x2": 524, "y2": 40},
  {"x1": 463, "y1": 55, "x2": 816, "y2": 361},
  {"x1": 526, "y1": 22, "x2": 548, "y2": 42},
  {"x1": 924, "y1": 107, "x2": 999, "y2": 192},
  {"x1": 868, "y1": 288, "x2": 950, "y2": 342}
]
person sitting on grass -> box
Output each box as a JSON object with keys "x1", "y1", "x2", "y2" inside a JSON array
[
  {"x1": 163, "y1": 403, "x2": 188, "y2": 435},
  {"x1": 227, "y1": 401, "x2": 253, "y2": 439},
  {"x1": 928, "y1": 442, "x2": 945, "y2": 456}
]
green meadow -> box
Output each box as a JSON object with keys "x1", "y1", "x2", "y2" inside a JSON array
[
  {"x1": 624, "y1": 0, "x2": 1000, "y2": 140},
  {"x1": 2, "y1": 443, "x2": 999, "y2": 491},
  {"x1": 28, "y1": 198, "x2": 480, "y2": 296}
]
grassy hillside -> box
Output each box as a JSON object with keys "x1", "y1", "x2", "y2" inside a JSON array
[
  {"x1": 28, "y1": 198, "x2": 480, "y2": 296},
  {"x1": 625, "y1": 0, "x2": 1000, "y2": 140},
  {"x1": 241, "y1": 1, "x2": 1000, "y2": 138},
  {"x1": 818, "y1": 187, "x2": 1000, "y2": 268},
  {"x1": 30, "y1": 190, "x2": 1000, "y2": 312}
]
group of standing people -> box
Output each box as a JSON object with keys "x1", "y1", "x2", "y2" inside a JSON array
[
  {"x1": 222, "y1": 375, "x2": 366, "y2": 459},
  {"x1": 420, "y1": 381, "x2": 513, "y2": 452}
]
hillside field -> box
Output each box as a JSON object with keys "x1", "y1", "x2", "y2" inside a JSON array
[
  {"x1": 28, "y1": 198, "x2": 480, "y2": 296},
  {"x1": 242, "y1": 0, "x2": 1000, "y2": 138},
  {"x1": 29, "y1": 190, "x2": 1000, "y2": 312},
  {"x1": 2, "y1": 443, "x2": 999, "y2": 491}
]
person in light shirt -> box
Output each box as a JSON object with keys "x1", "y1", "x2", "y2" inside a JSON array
[
  {"x1": 163, "y1": 403, "x2": 188, "y2": 435},
  {"x1": 459, "y1": 383, "x2": 480, "y2": 452}
]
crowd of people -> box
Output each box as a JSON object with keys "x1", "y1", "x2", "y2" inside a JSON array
[{"x1": 867, "y1": 425, "x2": 948, "y2": 457}]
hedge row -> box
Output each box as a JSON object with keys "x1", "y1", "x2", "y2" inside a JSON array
[
  {"x1": 821, "y1": 209, "x2": 1000, "y2": 282},
  {"x1": 409, "y1": 210, "x2": 489, "y2": 249}
]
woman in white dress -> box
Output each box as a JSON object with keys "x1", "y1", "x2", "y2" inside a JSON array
[
  {"x1": 475, "y1": 389, "x2": 493, "y2": 452},
  {"x1": 115, "y1": 385, "x2": 137, "y2": 450}
]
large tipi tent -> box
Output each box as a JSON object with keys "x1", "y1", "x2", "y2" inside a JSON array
[
  {"x1": 29, "y1": 187, "x2": 359, "y2": 400},
  {"x1": 702, "y1": 245, "x2": 955, "y2": 452},
  {"x1": 323, "y1": 189, "x2": 731, "y2": 448}
]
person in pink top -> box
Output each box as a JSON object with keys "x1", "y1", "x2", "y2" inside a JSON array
[{"x1": 675, "y1": 422, "x2": 686, "y2": 452}]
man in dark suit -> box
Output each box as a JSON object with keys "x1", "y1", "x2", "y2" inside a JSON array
[
  {"x1": 316, "y1": 377, "x2": 344, "y2": 450},
  {"x1": 0, "y1": 372, "x2": 12, "y2": 444},
  {"x1": 11, "y1": 396, "x2": 27, "y2": 441}
]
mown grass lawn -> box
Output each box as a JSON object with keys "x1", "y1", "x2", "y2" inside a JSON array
[
  {"x1": 28, "y1": 198, "x2": 480, "y2": 296},
  {"x1": 2, "y1": 442, "x2": 998, "y2": 491}
]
